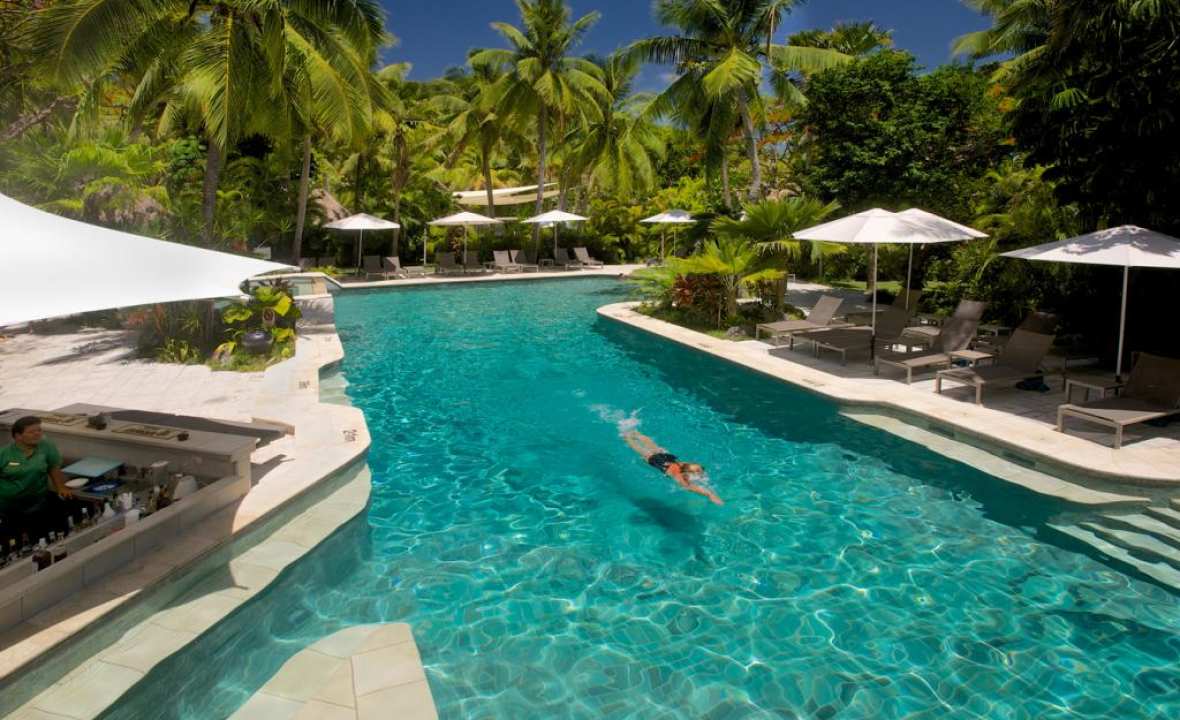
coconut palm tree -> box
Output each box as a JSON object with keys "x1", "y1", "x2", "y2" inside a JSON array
[
  {"x1": 34, "y1": 0, "x2": 385, "y2": 246},
  {"x1": 434, "y1": 62, "x2": 511, "y2": 220},
  {"x1": 470, "y1": 0, "x2": 608, "y2": 241},
  {"x1": 630, "y1": 0, "x2": 850, "y2": 201},
  {"x1": 568, "y1": 53, "x2": 665, "y2": 200},
  {"x1": 789, "y1": 21, "x2": 893, "y2": 56}
]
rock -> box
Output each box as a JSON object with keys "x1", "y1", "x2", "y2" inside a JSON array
[{"x1": 725, "y1": 326, "x2": 748, "y2": 339}]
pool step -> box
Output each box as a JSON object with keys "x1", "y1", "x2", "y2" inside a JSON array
[
  {"x1": 1145, "y1": 505, "x2": 1180, "y2": 531},
  {"x1": 1172, "y1": 497, "x2": 1180, "y2": 513},
  {"x1": 1049, "y1": 524, "x2": 1180, "y2": 591},
  {"x1": 1078, "y1": 522, "x2": 1180, "y2": 572},
  {"x1": 1095, "y1": 512, "x2": 1180, "y2": 552}
]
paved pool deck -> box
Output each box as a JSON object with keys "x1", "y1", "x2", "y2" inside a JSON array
[{"x1": 597, "y1": 299, "x2": 1180, "y2": 501}]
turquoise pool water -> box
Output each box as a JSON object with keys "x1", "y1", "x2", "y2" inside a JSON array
[{"x1": 104, "y1": 278, "x2": 1180, "y2": 719}]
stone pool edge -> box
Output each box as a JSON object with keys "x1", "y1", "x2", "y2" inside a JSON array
[{"x1": 596, "y1": 302, "x2": 1180, "y2": 497}]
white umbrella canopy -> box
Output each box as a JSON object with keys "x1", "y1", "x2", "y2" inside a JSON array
[
  {"x1": 521, "y1": 210, "x2": 588, "y2": 254},
  {"x1": 796, "y1": 208, "x2": 985, "y2": 330},
  {"x1": 428, "y1": 211, "x2": 503, "y2": 262},
  {"x1": 1001, "y1": 225, "x2": 1180, "y2": 377},
  {"x1": 323, "y1": 213, "x2": 401, "y2": 271},
  {"x1": 897, "y1": 208, "x2": 988, "y2": 308},
  {"x1": 640, "y1": 209, "x2": 695, "y2": 258},
  {"x1": 0, "y1": 192, "x2": 294, "y2": 326}
]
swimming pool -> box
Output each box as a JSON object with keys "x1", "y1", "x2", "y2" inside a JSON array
[{"x1": 104, "y1": 278, "x2": 1180, "y2": 719}]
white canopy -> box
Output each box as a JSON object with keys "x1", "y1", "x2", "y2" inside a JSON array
[
  {"x1": 323, "y1": 213, "x2": 400, "y2": 231},
  {"x1": 1001, "y1": 225, "x2": 1180, "y2": 376},
  {"x1": 521, "y1": 210, "x2": 587, "y2": 224},
  {"x1": 522, "y1": 210, "x2": 587, "y2": 253},
  {"x1": 428, "y1": 212, "x2": 502, "y2": 261},
  {"x1": 796, "y1": 208, "x2": 985, "y2": 330},
  {"x1": 640, "y1": 209, "x2": 695, "y2": 258},
  {"x1": 323, "y1": 213, "x2": 400, "y2": 271},
  {"x1": 0, "y1": 192, "x2": 294, "y2": 326},
  {"x1": 428, "y1": 211, "x2": 502, "y2": 227},
  {"x1": 640, "y1": 209, "x2": 694, "y2": 224}
]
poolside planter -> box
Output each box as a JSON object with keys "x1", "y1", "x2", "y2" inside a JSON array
[{"x1": 242, "y1": 330, "x2": 273, "y2": 354}]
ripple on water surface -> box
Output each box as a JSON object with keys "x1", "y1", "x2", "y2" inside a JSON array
[{"x1": 103, "y1": 278, "x2": 1180, "y2": 720}]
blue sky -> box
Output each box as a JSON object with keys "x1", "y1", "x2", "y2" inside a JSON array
[{"x1": 379, "y1": 1, "x2": 992, "y2": 88}]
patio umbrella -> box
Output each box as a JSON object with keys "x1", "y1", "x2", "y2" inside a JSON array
[
  {"x1": 521, "y1": 209, "x2": 588, "y2": 255},
  {"x1": 796, "y1": 209, "x2": 985, "y2": 334},
  {"x1": 0, "y1": 192, "x2": 295, "y2": 326},
  {"x1": 323, "y1": 213, "x2": 400, "y2": 272},
  {"x1": 640, "y1": 209, "x2": 694, "y2": 259},
  {"x1": 1001, "y1": 225, "x2": 1180, "y2": 377},
  {"x1": 897, "y1": 208, "x2": 988, "y2": 308},
  {"x1": 428, "y1": 211, "x2": 502, "y2": 264}
]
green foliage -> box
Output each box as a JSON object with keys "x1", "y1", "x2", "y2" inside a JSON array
[
  {"x1": 796, "y1": 51, "x2": 1006, "y2": 220},
  {"x1": 217, "y1": 282, "x2": 302, "y2": 366}
]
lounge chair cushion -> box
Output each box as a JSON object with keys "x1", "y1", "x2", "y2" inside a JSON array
[
  {"x1": 1060, "y1": 397, "x2": 1176, "y2": 425},
  {"x1": 1122, "y1": 353, "x2": 1180, "y2": 408}
]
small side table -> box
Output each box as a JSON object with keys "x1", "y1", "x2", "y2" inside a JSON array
[
  {"x1": 1064, "y1": 374, "x2": 1124, "y2": 403},
  {"x1": 949, "y1": 349, "x2": 996, "y2": 367}
]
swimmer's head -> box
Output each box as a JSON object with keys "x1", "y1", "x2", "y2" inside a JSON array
[{"x1": 680, "y1": 462, "x2": 705, "y2": 480}]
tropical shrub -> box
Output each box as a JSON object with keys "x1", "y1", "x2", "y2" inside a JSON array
[{"x1": 216, "y1": 282, "x2": 301, "y2": 367}]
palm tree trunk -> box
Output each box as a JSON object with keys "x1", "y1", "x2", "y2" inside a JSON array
[
  {"x1": 736, "y1": 89, "x2": 762, "y2": 201},
  {"x1": 353, "y1": 153, "x2": 364, "y2": 211},
  {"x1": 201, "y1": 139, "x2": 223, "y2": 246},
  {"x1": 720, "y1": 152, "x2": 732, "y2": 210},
  {"x1": 534, "y1": 108, "x2": 547, "y2": 246},
  {"x1": 391, "y1": 196, "x2": 402, "y2": 257},
  {"x1": 483, "y1": 151, "x2": 501, "y2": 237},
  {"x1": 293, "y1": 134, "x2": 311, "y2": 263}
]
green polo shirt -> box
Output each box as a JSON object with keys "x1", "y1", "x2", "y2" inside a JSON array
[{"x1": 0, "y1": 440, "x2": 62, "y2": 512}]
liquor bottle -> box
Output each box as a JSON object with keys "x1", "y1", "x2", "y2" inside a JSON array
[
  {"x1": 67, "y1": 515, "x2": 75, "y2": 535},
  {"x1": 19, "y1": 533, "x2": 32, "y2": 558},
  {"x1": 33, "y1": 539, "x2": 51, "y2": 570},
  {"x1": 7, "y1": 538, "x2": 17, "y2": 564},
  {"x1": 81, "y1": 507, "x2": 90, "y2": 528}
]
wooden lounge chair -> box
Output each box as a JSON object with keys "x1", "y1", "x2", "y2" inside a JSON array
[
  {"x1": 573, "y1": 247, "x2": 604, "y2": 268},
  {"x1": 934, "y1": 329, "x2": 1056, "y2": 404},
  {"x1": 435, "y1": 251, "x2": 463, "y2": 275},
  {"x1": 550, "y1": 248, "x2": 583, "y2": 270},
  {"x1": 298, "y1": 258, "x2": 316, "y2": 271},
  {"x1": 1057, "y1": 353, "x2": 1180, "y2": 448},
  {"x1": 900, "y1": 299, "x2": 988, "y2": 347},
  {"x1": 755, "y1": 295, "x2": 848, "y2": 344},
  {"x1": 875, "y1": 315, "x2": 982, "y2": 384},
  {"x1": 510, "y1": 249, "x2": 540, "y2": 272},
  {"x1": 362, "y1": 255, "x2": 385, "y2": 279},
  {"x1": 796, "y1": 306, "x2": 914, "y2": 365},
  {"x1": 492, "y1": 250, "x2": 523, "y2": 273},
  {"x1": 844, "y1": 289, "x2": 922, "y2": 326}
]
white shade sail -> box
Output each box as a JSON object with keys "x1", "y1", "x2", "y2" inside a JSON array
[
  {"x1": 0, "y1": 192, "x2": 294, "y2": 326},
  {"x1": 428, "y1": 211, "x2": 502, "y2": 227},
  {"x1": 453, "y1": 183, "x2": 559, "y2": 207},
  {"x1": 1001, "y1": 225, "x2": 1180, "y2": 376},
  {"x1": 641, "y1": 209, "x2": 695, "y2": 224},
  {"x1": 323, "y1": 213, "x2": 400, "y2": 231},
  {"x1": 521, "y1": 210, "x2": 587, "y2": 224}
]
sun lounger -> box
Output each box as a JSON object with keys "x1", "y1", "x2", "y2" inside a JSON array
[
  {"x1": 797, "y1": 306, "x2": 914, "y2": 365},
  {"x1": 1057, "y1": 353, "x2": 1180, "y2": 448},
  {"x1": 974, "y1": 312, "x2": 1059, "y2": 354},
  {"x1": 900, "y1": 299, "x2": 988, "y2": 347},
  {"x1": 844, "y1": 290, "x2": 922, "y2": 326},
  {"x1": 934, "y1": 329, "x2": 1056, "y2": 404},
  {"x1": 361, "y1": 255, "x2": 386, "y2": 279},
  {"x1": 492, "y1": 250, "x2": 523, "y2": 273},
  {"x1": 573, "y1": 247, "x2": 604, "y2": 268},
  {"x1": 755, "y1": 295, "x2": 848, "y2": 344},
  {"x1": 462, "y1": 250, "x2": 489, "y2": 274},
  {"x1": 384, "y1": 256, "x2": 428, "y2": 278},
  {"x1": 435, "y1": 251, "x2": 463, "y2": 275},
  {"x1": 550, "y1": 248, "x2": 583, "y2": 270},
  {"x1": 510, "y1": 249, "x2": 540, "y2": 272},
  {"x1": 875, "y1": 315, "x2": 982, "y2": 384}
]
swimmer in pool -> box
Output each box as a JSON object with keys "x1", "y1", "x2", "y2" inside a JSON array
[{"x1": 622, "y1": 430, "x2": 722, "y2": 505}]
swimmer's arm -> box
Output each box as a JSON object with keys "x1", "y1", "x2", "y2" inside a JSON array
[{"x1": 668, "y1": 467, "x2": 724, "y2": 505}]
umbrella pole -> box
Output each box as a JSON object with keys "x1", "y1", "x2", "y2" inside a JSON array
[
  {"x1": 554, "y1": 224, "x2": 558, "y2": 255},
  {"x1": 871, "y1": 244, "x2": 879, "y2": 359},
  {"x1": 356, "y1": 229, "x2": 363, "y2": 273},
  {"x1": 1116, "y1": 264, "x2": 1129, "y2": 379},
  {"x1": 905, "y1": 245, "x2": 914, "y2": 309},
  {"x1": 423, "y1": 229, "x2": 428, "y2": 267}
]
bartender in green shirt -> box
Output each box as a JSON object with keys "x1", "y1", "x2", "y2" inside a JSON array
[{"x1": 1, "y1": 416, "x2": 72, "y2": 539}]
